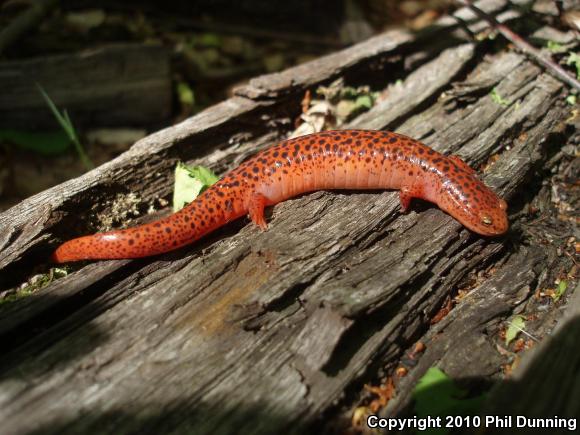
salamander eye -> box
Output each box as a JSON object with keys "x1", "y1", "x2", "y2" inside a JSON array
[
  {"x1": 499, "y1": 199, "x2": 508, "y2": 211},
  {"x1": 481, "y1": 215, "x2": 493, "y2": 226}
]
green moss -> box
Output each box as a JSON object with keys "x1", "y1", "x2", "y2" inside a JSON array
[{"x1": 0, "y1": 268, "x2": 68, "y2": 306}]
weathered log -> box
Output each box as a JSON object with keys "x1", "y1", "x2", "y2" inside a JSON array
[
  {"x1": 0, "y1": 1, "x2": 577, "y2": 434},
  {"x1": 0, "y1": 43, "x2": 171, "y2": 129}
]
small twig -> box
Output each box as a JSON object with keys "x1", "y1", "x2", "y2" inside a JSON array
[
  {"x1": 456, "y1": 0, "x2": 580, "y2": 92},
  {"x1": 554, "y1": 0, "x2": 565, "y2": 17}
]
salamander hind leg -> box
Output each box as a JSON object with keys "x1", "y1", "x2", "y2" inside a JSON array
[
  {"x1": 399, "y1": 186, "x2": 422, "y2": 213},
  {"x1": 247, "y1": 192, "x2": 268, "y2": 230}
]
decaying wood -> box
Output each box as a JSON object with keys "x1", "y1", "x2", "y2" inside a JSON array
[
  {"x1": 0, "y1": 43, "x2": 171, "y2": 129},
  {"x1": 0, "y1": 1, "x2": 577, "y2": 434},
  {"x1": 0, "y1": 0, "x2": 59, "y2": 55},
  {"x1": 457, "y1": 0, "x2": 580, "y2": 91}
]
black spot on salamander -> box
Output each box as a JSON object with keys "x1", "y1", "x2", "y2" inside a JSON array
[
  {"x1": 418, "y1": 148, "x2": 425, "y2": 154},
  {"x1": 128, "y1": 239, "x2": 134, "y2": 245},
  {"x1": 388, "y1": 137, "x2": 397, "y2": 144},
  {"x1": 273, "y1": 151, "x2": 279, "y2": 157},
  {"x1": 252, "y1": 166, "x2": 260, "y2": 174},
  {"x1": 165, "y1": 227, "x2": 172, "y2": 234},
  {"x1": 281, "y1": 152, "x2": 288, "y2": 158}
]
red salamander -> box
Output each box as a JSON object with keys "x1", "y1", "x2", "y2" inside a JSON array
[{"x1": 52, "y1": 130, "x2": 508, "y2": 263}]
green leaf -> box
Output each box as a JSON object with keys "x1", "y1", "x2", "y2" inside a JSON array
[
  {"x1": 340, "y1": 86, "x2": 358, "y2": 99},
  {"x1": 566, "y1": 53, "x2": 580, "y2": 79},
  {"x1": 490, "y1": 88, "x2": 510, "y2": 106},
  {"x1": 173, "y1": 163, "x2": 219, "y2": 212},
  {"x1": 196, "y1": 33, "x2": 221, "y2": 47},
  {"x1": 177, "y1": 81, "x2": 195, "y2": 106},
  {"x1": 36, "y1": 83, "x2": 93, "y2": 169},
  {"x1": 62, "y1": 109, "x2": 78, "y2": 142},
  {"x1": 552, "y1": 280, "x2": 568, "y2": 302},
  {"x1": 506, "y1": 315, "x2": 526, "y2": 345},
  {"x1": 413, "y1": 367, "x2": 486, "y2": 435},
  {"x1": 0, "y1": 129, "x2": 71, "y2": 155},
  {"x1": 566, "y1": 94, "x2": 577, "y2": 105},
  {"x1": 546, "y1": 41, "x2": 566, "y2": 53},
  {"x1": 36, "y1": 84, "x2": 73, "y2": 137},
  {"x1": 354, "y1": 94, "x2": 373, "y2": 110}
]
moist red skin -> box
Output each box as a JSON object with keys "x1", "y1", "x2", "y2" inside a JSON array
[{"x1": 51, "y1": 130, "x2": 509, "y2": 263}]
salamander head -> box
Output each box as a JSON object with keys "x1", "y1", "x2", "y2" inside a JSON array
[{"x1": 438, "y1": 173, "x2": 509, "y2": 236}]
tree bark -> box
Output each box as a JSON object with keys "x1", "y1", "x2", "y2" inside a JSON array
[{"x1": 0, "y1": 43, "x2": 171, "y2": 129}]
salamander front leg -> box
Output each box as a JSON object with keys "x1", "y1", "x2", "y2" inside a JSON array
[{"x1": 248, "y1": 193, "x2": 268, "y2": 230}]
